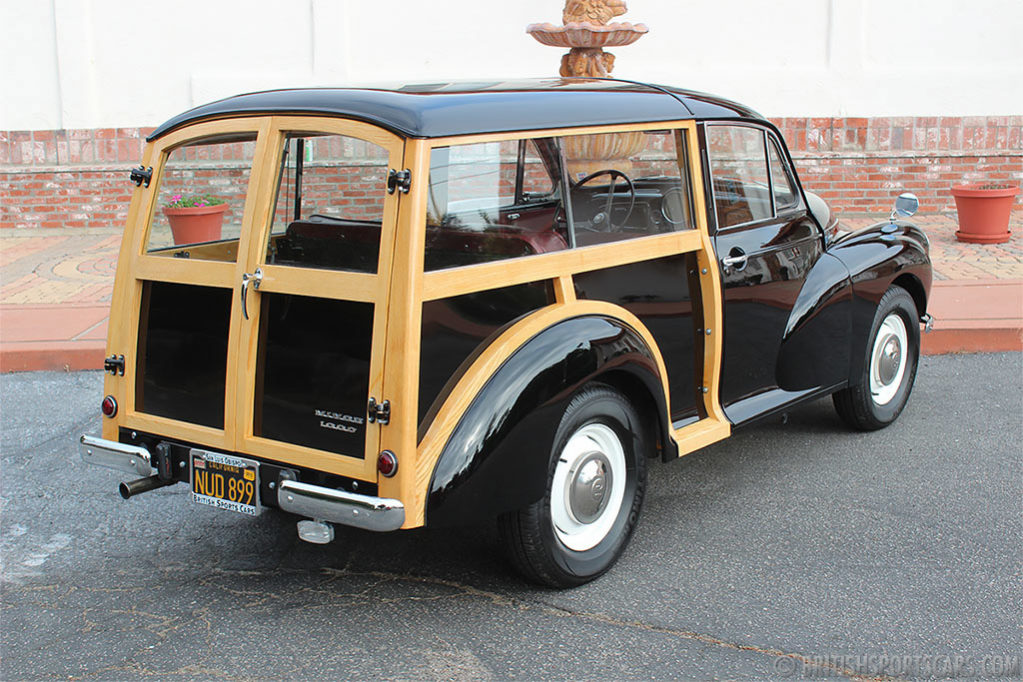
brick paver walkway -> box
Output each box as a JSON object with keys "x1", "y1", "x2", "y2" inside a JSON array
[
  {"x1": 1, "y1": 211, "x2": 1020, "y2": 370},
  {"x1": 2, "y1": 212, "x2": 1020, "y2": 307}
]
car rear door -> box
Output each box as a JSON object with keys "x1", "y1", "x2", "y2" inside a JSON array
[{"x1": 120, "y1": 117, "x2": 404, "y2": 482}]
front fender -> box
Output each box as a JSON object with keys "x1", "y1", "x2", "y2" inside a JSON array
[
  {"x1": 775, "y1": 252, "x2": 854, "y2": 391},
  {"x1": 829, "y1": 219, "x2": 932, "y2": 384},
  {"x1": 424, "y1": 309, "x2": 669, "y2": 527}
]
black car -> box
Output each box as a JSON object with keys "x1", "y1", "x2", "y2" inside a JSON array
[{"x1": 80, "y1": 79, "x2": 932, "y2": 586}]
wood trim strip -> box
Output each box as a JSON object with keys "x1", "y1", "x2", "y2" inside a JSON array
[{"x1": 423, "y1": 230, "x2": 703, "y2": 301}]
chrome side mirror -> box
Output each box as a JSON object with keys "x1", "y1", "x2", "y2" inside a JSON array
[{"x1": 891, "y1": 192, "x2": 919, "y2": 221}]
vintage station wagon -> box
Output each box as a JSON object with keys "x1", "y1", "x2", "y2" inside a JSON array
[{"x1": 80, "y1": 79, "x2": 932, "y2": 586}]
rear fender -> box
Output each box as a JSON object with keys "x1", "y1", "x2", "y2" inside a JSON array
[{"x1": 418, "y1": 303, "x2": 673, "y2": 527}]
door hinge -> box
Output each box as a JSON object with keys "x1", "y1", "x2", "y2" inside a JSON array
[
  {"x1": 386, "y1": 169, "x2": 411, "y2": 195},
  {"x1": 367, "y1": 397, "x2": 391, "y2": 425},
  {"x1": 129, "y1": 165, "x2": 152, "y2": 187},
  {"x1": 104, "y1": 354, "x2": 125, "y2": 376}
]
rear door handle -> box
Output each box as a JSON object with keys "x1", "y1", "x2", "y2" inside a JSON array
[{"x1": 240, "y1": 268, "x2": 262, "y2": 320}]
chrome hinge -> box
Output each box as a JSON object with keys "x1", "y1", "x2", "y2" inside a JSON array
[
  {"x1": 367, "y1": 397, "x2": 391, "y2": 425},
  {"x1": 386, "y1": 169, "x2": 411, "y2": 194},
  {"x1": 104, "y1": 354, "x2": 125, "y2": 376},
  {"x1": 129, "y1": 165, "x2": 152, "y2": 187},
  {"x1": 921, "y1": 313, "x2": 934, "y2": 333}
]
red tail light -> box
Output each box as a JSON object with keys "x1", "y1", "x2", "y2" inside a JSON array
[
  {"x1": 101, "y1": 395, "x2": 118, "y2": 418},
  {"x1": 377, "y1": 450, "x2": 398, "y2": 477}
]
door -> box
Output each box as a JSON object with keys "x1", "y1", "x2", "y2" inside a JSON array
[
  {"x1": 125, "y1": 117, "x2": 404, "y2": 481},
  {"x1": 704, "y1": 124, "x2": 823, "y2": 421},
  {"x1": 235, "y1": 118, "x2": 404, "y2": 480}
]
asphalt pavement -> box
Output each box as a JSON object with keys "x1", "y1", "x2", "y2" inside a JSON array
[{"x1": 1, "y1": 354, "x2": 1021, "y2": 681}]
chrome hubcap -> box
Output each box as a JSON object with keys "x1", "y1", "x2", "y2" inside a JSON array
[
  {"x1": 568, "y1": 452, "x2": 613, "y2": 524},
  {"x1": 551, "y1": 423, "x2": 627, "y2": 552},
  {"x1": 877, "y1": 337, "x2": 902, "y2": 385},
  {"x1": 869, "y1": 313, "x2": 909, "y2": 406}
]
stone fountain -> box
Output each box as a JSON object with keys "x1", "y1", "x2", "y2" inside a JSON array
[
  {"x1": 526, "y1": 0, "x2": 649, "y2": 78},
  {"x1": 526, "y1": 1, "x2": 650, "y2": 176}
]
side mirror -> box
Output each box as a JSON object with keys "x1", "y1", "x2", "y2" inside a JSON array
[{"x1": 892, "y1": 192, "x2": 919, "y2": 219}]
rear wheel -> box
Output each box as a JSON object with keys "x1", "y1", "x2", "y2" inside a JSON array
[
  {"x1": 499, "y1": 384, "x2": 648, "y2": 588},
  {"x1": 833, "y1": 286, "x2": 920, "y2": 430}
]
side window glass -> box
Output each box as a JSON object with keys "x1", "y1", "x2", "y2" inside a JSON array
[
  {"x1": 768, "y1": 138, "x2": 799, "y2": 211},
  {"x1": 564, "y1": 130, "x2": 693, "y2": 247},
  {"x1": 425, "y1": 138, "x2": 567, "y2": 271},
  {"x1": 147, "y1": 133, "x2": 257, "y2": 260},
  {"x1": 424, "y1": 130, "x2": 695, "y2": 271},
  {"x1": 707, "y1": 126, "x2": 772, "y2": 228},
  {"x1": 266, "y1": 133, "x2": 389, "y2": 273}
]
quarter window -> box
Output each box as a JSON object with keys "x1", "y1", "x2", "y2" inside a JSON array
[{"x1": 768, "y1": 138, "x2": 799, "y2": 211}]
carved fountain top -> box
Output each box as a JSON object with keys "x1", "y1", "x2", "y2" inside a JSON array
[
  {"x1": 562, "y1": 0, "x2": 627, "y2": 25},
  {"x1": 527, "y1": 0, "x2": 648, "y2": 50}
]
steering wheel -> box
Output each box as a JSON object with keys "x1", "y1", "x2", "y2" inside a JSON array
[{"x1": 568, "y1": 169, "x2": 636, "y2": 232}]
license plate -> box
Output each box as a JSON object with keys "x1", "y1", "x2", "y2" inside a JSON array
[{"x1": 190, "y1": 449, "x2": 261, "y2": 516}]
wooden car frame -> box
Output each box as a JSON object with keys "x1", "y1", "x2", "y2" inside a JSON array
[{"x1": 80, "y1": 80, "x2": 932, "y2": 586}]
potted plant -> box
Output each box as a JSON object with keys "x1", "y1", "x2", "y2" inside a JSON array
[
  {"x1": 162, "y1": 194, "x2": 228, "y2": 244},
  {"x1": 950, "y1": 183, "x2": 1019, "y2": 244}
]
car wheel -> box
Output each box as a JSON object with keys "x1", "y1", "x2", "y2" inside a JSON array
[
  {"x1": 833, "y1": 285, "x2": 920, "y2": 430},
  {"x1": 498, "y1": 383, "x2": 648, "y2": 588}
]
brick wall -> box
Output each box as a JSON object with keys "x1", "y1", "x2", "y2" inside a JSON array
[
  {"x1": 2, "y1": 117, "x2": 1021, "y2": 230},
  {"x1": 773, "y1": 116, "x2": 1022, "y2": 214}
]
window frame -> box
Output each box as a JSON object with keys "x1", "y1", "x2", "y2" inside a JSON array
[
  {"x1": 420, "y1": 123, "x2": 701, "y2": 284},
  {"x1": 705, "y1": 122, "x2": 804, "y2": 232}
]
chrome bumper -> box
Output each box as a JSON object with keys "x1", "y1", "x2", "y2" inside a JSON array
[
  {"x1": 79, "y1": 434, "x2": 153, "y2": 477},
  {"x1": 277, "y1": 480, "x2": 405, "y2": 532}
]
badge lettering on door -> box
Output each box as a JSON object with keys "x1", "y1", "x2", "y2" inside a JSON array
[{"x1": 314, "y1": 409, "x2": 364, "y2": 433}]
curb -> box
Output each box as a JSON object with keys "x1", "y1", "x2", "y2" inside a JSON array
[{"x1": 0, "y1": 341, "x2": 106, "y2": 372}]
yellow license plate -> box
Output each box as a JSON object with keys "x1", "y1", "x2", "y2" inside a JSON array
[{"x1": 190, "y1": 449, "x2": 261, "y2": 516}]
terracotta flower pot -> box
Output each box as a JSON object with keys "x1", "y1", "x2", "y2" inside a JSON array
[
  {"x1": 163, "y1": 203, "x2": 228, "y2": 245},
  {"x1": 951, "y1": 183, "x2": 1018, "y2": 244}
]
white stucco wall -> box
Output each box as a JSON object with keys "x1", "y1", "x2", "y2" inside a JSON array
[{"x1": 2, "y1": 0, "x2": 1021, "y2": 131}]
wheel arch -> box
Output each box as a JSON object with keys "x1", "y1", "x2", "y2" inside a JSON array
[{"x1": 418, "y1": 302, "x2": 674, "y2": 528}]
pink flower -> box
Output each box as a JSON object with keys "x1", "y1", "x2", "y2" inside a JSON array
[
  {"x1": 197, "y1": 202, "x2": 206, "y2": 207},
  {"x1": 171, "y1": 194, "x2": 182, "y2": 201}
]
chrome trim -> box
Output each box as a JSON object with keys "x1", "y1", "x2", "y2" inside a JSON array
[
  {"x1": 79, "y1": 435, "x2": 153, "y2": 477},
  {"x1": 921, "y1": 313, "x2": 934, "y2": 333},
  {"x1": 277, "y1": 480, "x2": 405, "y2": 532}
]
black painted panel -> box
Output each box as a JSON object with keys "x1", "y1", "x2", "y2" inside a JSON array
[
  {"x1": 418, "y1": 282, "x2": 553, "y2": 432},
  {"x1": 573, "y1": 256, "x2": 700, "y2": 420},
  {"x1": 254, "y1": 294, "x2": 373, "y2": 457},
  {"x1": 136, "y1": 281, "x2": 231, "y2": 429}
]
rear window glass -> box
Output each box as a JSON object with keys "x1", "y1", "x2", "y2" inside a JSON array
[
  {"x1": 265, "y1": 133, "x2": 390, "y2": 273},
  {"x1": 146, "y1": 133, "x2": 257, "y2": 261}
]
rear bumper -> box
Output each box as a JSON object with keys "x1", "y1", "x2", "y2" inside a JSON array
[
  {"x1": 79, "y1": 434, "x2": 404, "y2": 532},
  {"x1": 278, "y1": 480, "x2": 405, "y2": 532},
  {"x1": 79, "y1": 434, "x2": 153, "y2": 477}
]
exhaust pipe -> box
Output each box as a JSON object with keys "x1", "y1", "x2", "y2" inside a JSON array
[{"x1": 119, "y1": 475, "x2": 175, "y2": 499}]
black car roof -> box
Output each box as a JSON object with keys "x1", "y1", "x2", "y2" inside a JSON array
[{"x1": 147, "y1": 78, "x2": 764, "y2": 142}]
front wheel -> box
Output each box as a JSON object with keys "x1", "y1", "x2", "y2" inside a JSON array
[
  {"x1": 833, "y1": 285, "x2": 921, "y2": 430},
  {"x1": 499, "y1": 384, "x2": 648, "y2": 587}
]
